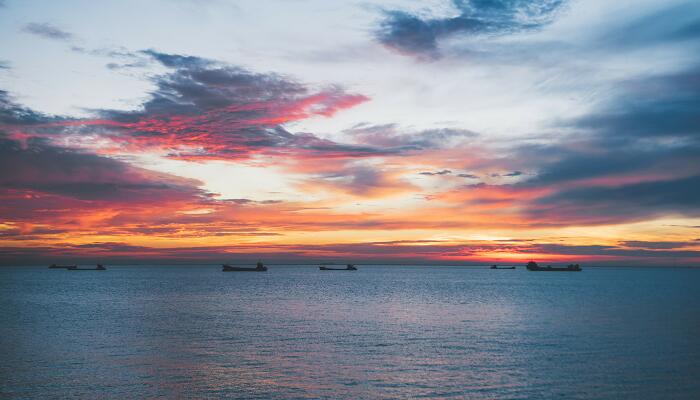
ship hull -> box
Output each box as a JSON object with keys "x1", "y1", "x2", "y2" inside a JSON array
[
  {"x1": 222, "y1": 265, "x2": 267, "y2": 272},
  {"x1": 527, "y1": 267, "x2": 581, "y2": 272},
  {"x1": 67, "y1": 268, "x2": 106, "y2": 271}
]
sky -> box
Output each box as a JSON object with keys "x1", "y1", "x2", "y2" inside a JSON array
[{"x1": 1, "y1": 0, "x2": 700, "y2": 265}]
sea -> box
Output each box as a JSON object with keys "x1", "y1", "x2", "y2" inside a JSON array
[{"x1": 1, "y1": 265, "x2": 699, "y2": 399}]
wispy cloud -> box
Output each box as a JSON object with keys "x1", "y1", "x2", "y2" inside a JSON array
[
  {"x1": 375, "y1": 0, "x2": 567, "y2": 59},
  {"x1": 22, "y1": 22, "x2": 73, "y2": 41},
  {"x1": 419, "y1": 169, "x2": 452, "y2": 176}
]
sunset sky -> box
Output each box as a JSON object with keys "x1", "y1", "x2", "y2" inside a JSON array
[{"x1": 1, "y1": 0, "x2": 699, "y2": 265}]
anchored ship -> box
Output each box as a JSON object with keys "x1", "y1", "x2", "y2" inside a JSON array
[
  {"x1": 526, "y1": 261, "x2": 581, "y2": 272},
  {"x1": 490, "y1": 265, "x2": 516, "y2": 270},
  {"x1": 222, "y1": 261, "x2": 268, "y2": 272},
  {"x1": 66, "y1": 264, "x2": 107, "y2": 271},
  {"x1": 319, "y1": 264, "x2": 357, "y2": 271},
  {"x1": 49, "y1": 264, "x2": 77, "y2": 269}
]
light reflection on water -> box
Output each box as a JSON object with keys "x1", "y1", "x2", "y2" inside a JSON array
[{"x1": 1, "y1": 265, "x2": 699, "y2": 399}]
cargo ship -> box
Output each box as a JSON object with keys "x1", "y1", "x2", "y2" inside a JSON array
[
  {"x1": 49, "y1": 264, "x2": 77, "y2": 269},
  {"x1": 526, "y1": 261, "x2": 581, "y2": 271},
  {"x1": 66, "y1": 264, "x2": 107, "y2": 271},
  {"x1": 222, "y1": 262, "x2": 267, "y2": 272},
  {"x1": 319, "y1": 264, "x2": 357, "y2": 271},
  {"x1": 490, "y1": 265, "x2": 515, "y2": 270}
]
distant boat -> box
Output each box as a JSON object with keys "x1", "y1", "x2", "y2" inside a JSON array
[
  {"x1": 490, "y1": 265, "x2": 515, "y2": 269},
  {"x1": 526, "y1": 261, "x2": 581, "y2": 272},
  {"x1": 320, "y1": 264, "x2": 357, "y2": 271},
  {"x1": 49, "y1": 264, "x2": 77, "y2": 269},
  {"x1": 222, "y1": 262, "x2": 267, "y2": 272},
  {"x1": 67, "y1": 264, "x2": 107, "y2": 271}
]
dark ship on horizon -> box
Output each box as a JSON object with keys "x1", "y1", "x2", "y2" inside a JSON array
[
  {"x1": 50, "y1": 264, "x2": 106, "y2": 270},
  {"x1": 526, "y1": 261, "x2": 581, "y2": 272},
  {"x1": 222, "y1": 261, "x2": 268, "y2": 272},
  {"x1": 319, "y1": 264, "x2": 357, "y2": 271},
  {"x1": 490, "y1": 265, "x2": 515, "y2": 270}
]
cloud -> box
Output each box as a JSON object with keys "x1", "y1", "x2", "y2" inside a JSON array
[
  {"x1": 529, "y1": 243, "x2": 700, "y2": 259},
  {"x1": 376, "y1": 0, "x2": 567, "y2": 59},
  {"x1": 530, "y1": 175, "x2": 700, "y2": 223},
  {"x1": 347, "y1": 123, "x2": 477, "y2": 151},
  {"x1": 571, "y1": 68, "x2": 700, "y2": 140},
  {"x1": 3, "y1": 238, "x2": 697, "y2": 265},
  {"x1": 22, "y1": 22, "x2": 73, "y2": 41},
  {"x1": 470, "y1": 63, "x2": 700, "y2": 226},
  {"x1": 457, "y1": 173, "x2": 479, "y2": 179},
  {"x1": 620, "y1": 241, "x2": 695, "y2": 250},
  {"x1": 0, "y1": 90, "x2": 53, "y2": 125},
  {"x1": 8, "y1": 52, "x2": 479, "y2": 168},
  {"x1": 0, "y1": 136, "x2": 206, "y2": 203},
  {"x1": 0, "y1": 91, "x2": 207, "y2": 209},
  {"x1": 604, "y1": 2, "x2": 700, "y2": 47},
  {"x1": 301, "y1": 164, "x2": 415, "y2": 198},
  {"x1": 0, "y1": 60, "x2": 9, "y2": 70},
  {"x1": 502, "y1": 171, "x2": 523, "y2": 177},
  {"x1": 52, "y1": 50, "x2": 376, "y2": 161},
  {"x1": 419, "y1": 169, "x2": 452, "y2": 176}
]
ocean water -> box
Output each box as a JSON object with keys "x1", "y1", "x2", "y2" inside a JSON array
[{"x1": 1, "y1": 265, "x2": 699, "y2": 399}]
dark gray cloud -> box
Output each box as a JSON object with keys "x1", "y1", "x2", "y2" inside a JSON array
[
  {"x1": 22, "y1": 22, "x2": 73, "y2": 41},
  {"x1": 104, "y1": 51, "x2": 299, "y2": 119},
  {"x1": 140, "y1": 49, "x2": 213, "y2": 69},
  {"x1": 532, "y1": 175, "x2": 700, "y2": 223},
  {"x1": 515, "y1": 137, "x2": 700, "y2": 190},
  {"x1": 419, "y1": 169, "x2": 452, "y2": 176},
  {"x1": 105, "y1": 60, "x2": 149, "y2": 70},
  {"x1": 501, "y1": 171, "x2": 523, "y2": 177},
  {"x1": 572, "y1": 70, "x2": 700, "y2": 140},
  {"x1": 531, "y1": 243, "x2": 700, "y2": 259},
  {"x1": 313, "y1": 165, "x2": 410, "y2": 196},
  {"x1": 224, "y1": 198, "x2": 283, "y2": 205},
  {"x1": 620, "y1": 241, "x2": 695, "y2": 250},
  {"x1": 376, "y1": 0, "x2": 567, "y2": 59},
  {"x1": 0, "y1": 136, "x2": 205, "y2": 202},
  {"x1": 457, "y1": 173, "x2": 479, "y2": 179},
  {"x1": 458, "y1": 64, "x2": 700, "y2": 226},
  {"x1": 0, "y1": 90, "x2": 51, "y2": 125},
  {"x1": 347, "y1": 123, "x2": 477, "y2": 151}
]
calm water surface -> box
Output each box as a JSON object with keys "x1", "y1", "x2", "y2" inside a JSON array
[{"x1": 1, "y1": 265, "x2": 699, "y2": 399}]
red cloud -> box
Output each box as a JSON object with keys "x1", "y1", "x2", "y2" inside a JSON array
[
  {"x1": 33, "y1": 53, "x2": 374, "y2": 162},
  {"x1": 52, "y1": 91, "x2": 369, "y2": 160}
]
